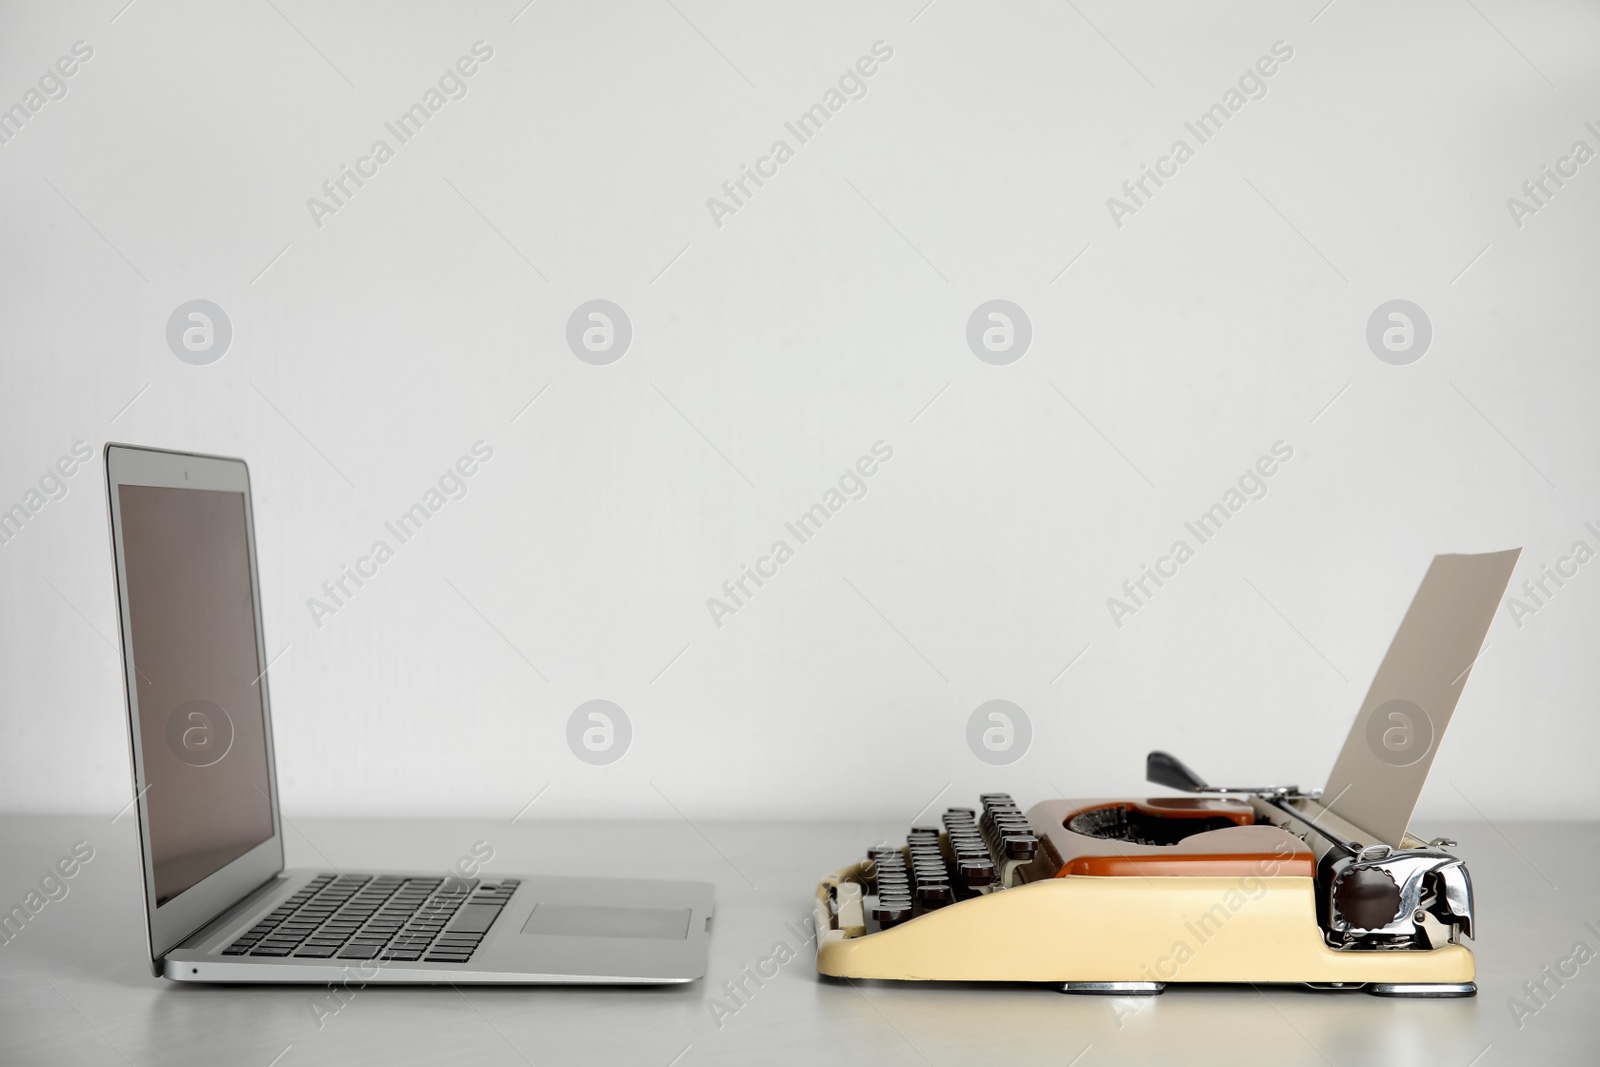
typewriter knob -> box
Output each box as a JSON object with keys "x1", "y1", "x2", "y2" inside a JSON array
[{"x1": 1333, "y1": 867, "x2": 1402, "y2": 930}]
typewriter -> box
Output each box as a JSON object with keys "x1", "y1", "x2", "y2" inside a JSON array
[{"x1": 814, "y1": 550, "x2": 1519, "y2": 997}]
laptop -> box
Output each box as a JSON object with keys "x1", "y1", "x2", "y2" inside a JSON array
[{"x1": 104, "y1": 443, "x2": 714, "y2": 983}]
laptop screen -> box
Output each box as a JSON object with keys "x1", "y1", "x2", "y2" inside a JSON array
[{"x1": 117, "y1": 484, "x2": 275, "y2": 906}]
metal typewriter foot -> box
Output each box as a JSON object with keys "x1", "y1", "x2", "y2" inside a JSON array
[
  {"x1": 1368, "y1": 982, "x2": 1477, "y2": 998},
  {"x1": 1059, "y1": 982, "x2": 1165, "y2": 995}
]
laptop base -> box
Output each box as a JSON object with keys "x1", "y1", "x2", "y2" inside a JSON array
[{"x1": 163, "y1": 869, "x2": 713, "y2": 984}]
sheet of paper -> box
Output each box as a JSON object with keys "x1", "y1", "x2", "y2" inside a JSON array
[{"x1": 1322, "y1": 549, "x2": 1520, "y2": 847}]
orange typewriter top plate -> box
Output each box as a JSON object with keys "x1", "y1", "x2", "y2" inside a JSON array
[{"x1": 1028, "y1": 797, "x2": 1316, "y2": 879}]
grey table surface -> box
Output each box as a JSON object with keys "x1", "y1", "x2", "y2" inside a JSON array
[{"x1": 1, "y1": 814, "x2": 1596, "y2": 1066}]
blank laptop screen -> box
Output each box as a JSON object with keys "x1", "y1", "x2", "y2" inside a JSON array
[{"x1": 118, "y1": 484, "x2": 275, "y2": 906}]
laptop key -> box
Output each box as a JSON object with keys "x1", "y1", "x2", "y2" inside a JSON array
[
  {"x1": 293, "y1": 946, "x2": 339, "y2": 958},
  {"x1": 337, "y1": 945, "x2": 382, "y2": 959},
  {"x1": 250, "y1": 947, "x2": 293, "y2": 956},
  {"x1": 445, "y1": 904, "x2": 503, "y2": 934}
]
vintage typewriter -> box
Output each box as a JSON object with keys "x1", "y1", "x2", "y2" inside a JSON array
[{"x1": 814, "y1": 551, "x2": 1519, "y2": 997}]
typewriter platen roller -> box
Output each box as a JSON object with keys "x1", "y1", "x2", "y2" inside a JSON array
[{"x1": 814, "y1": 550, "x2": 1519, "y2": 997}]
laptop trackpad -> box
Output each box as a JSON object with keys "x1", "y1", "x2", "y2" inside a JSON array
[{"x1": 520, "y1": 903, "x2": 691, "y2": 940}]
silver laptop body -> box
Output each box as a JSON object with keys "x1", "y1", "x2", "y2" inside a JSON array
[{"x1": 105, "y1": 443, "x2": 713, "y2": 983}]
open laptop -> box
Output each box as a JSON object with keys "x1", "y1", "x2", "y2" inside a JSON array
[{"x1": 105, "y1": 443, "x2": 714, "y2": 983}]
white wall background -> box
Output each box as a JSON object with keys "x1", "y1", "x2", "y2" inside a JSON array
[{"x1": 2, "y1": 0, "x2": 1596, "y2": 824}]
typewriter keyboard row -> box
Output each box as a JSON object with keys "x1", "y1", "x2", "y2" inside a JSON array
[{"x1": 862, "y1": 793, "x2": 1039, "y2": 929}]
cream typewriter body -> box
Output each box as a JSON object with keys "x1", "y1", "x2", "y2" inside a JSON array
[{"x1": 814, "y1": 550, "x2": 1519, "y2": 998}]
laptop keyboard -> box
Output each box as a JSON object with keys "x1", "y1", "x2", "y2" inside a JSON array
[{"x1": 220, "y1": 874, "x2": 519, "y2": 964}]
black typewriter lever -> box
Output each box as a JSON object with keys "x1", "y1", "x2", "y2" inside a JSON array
[{"x1": 1145, "y1": 751, "x2": 1308, "y2": 799}]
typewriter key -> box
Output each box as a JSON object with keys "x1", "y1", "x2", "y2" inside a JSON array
[
  {"x1": 960, "y1": 858, "x2": 996, "y2": 887},
  {"x1": 1003, "y1": 834, "x2": 1038, "y2": 859}
]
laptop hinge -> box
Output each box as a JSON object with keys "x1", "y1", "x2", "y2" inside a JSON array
[{"x1": 170, "y1": 872, "x2": 292, "y2": 955}]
